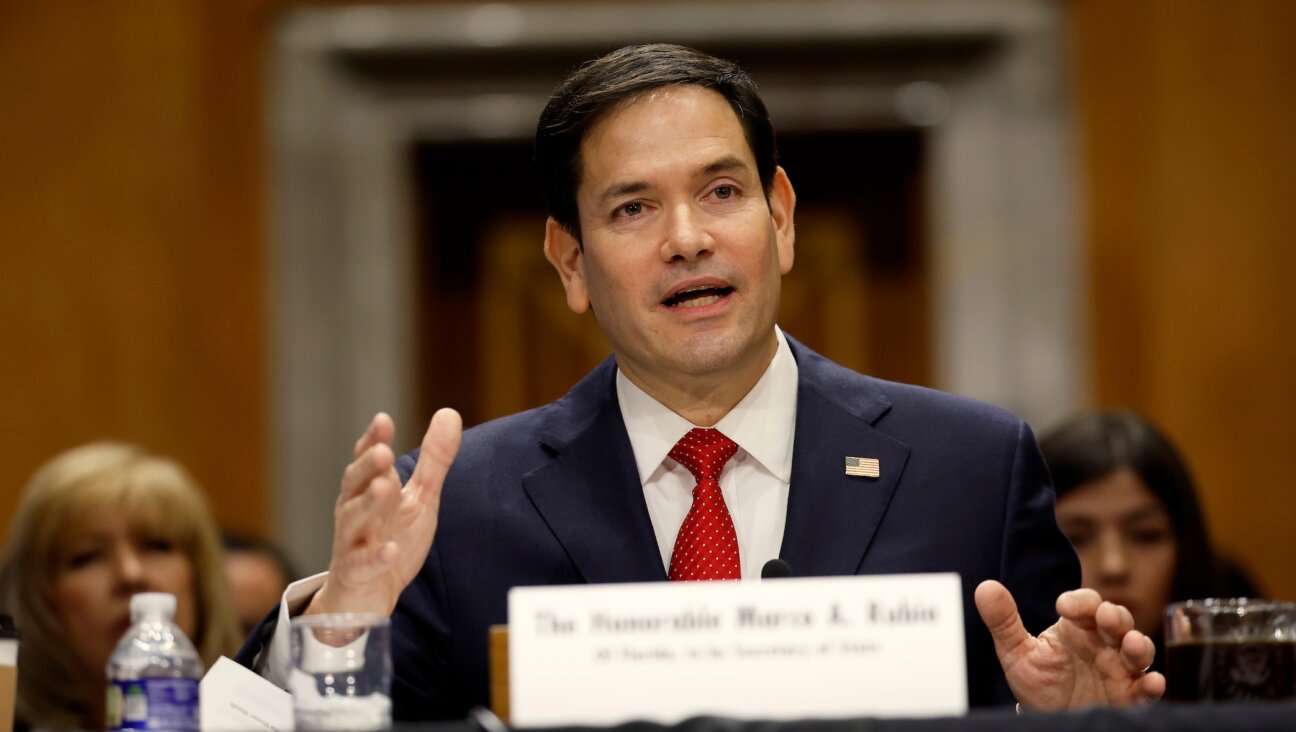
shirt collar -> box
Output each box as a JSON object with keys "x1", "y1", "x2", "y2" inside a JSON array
[{"x1": 615, "y1": 327, "x2": 799, "y2": 485}]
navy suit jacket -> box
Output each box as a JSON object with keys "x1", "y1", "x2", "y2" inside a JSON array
[{"x1": 238, "y1": 336, "x2": 1078, "y2": 719}]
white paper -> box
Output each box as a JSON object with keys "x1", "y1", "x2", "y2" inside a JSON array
[
  {"x1": 509, "y1": 573, "x2": 967, "y2": 727},
  {"x1": 200, "y1": 655, "x2": 294, "y2": 731}
]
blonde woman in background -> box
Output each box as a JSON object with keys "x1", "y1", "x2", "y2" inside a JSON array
[{"x1": 0, "y1": 443, "x2": 241, "y2": 730}]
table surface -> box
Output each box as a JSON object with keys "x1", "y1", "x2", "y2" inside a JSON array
[{"x1": 407, "y1": 701, "x2": 1296, "y2": 732}]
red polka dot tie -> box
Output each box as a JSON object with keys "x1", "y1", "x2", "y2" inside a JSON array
[{"x1": 668, "y1": 428, "x2": 741, "y2": 581}]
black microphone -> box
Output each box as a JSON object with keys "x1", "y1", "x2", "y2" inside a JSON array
[{"x1": 760, "y1": 558, "x2": 793, "y2": 579}]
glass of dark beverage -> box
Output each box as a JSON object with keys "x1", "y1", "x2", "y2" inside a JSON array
[{"x1": 1165, "y1": 598, "x2": 1296, "y2": 702}]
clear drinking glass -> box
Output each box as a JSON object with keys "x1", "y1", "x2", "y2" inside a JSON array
[
  {"x1": 289, "y1": 614, "x2": 392, "y2": 730},
  {"x1": 1164, "y1": 598, "x2": 1296, "y2": 702}
]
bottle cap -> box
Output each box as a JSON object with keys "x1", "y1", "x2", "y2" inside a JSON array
[
  {"x1": 130, "y1": 592, "x2": 177, "y2": 621},
  {"x1": 0, "y1": 613, "x2": 18, "y2": 640}
]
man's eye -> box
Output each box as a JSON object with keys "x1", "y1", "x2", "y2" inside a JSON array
[
  {"x1": 713, "y1": 185, "x2": 734, "y2": 200},
  {"x1": 616, "y1": 201, "x2": 643, "y2": 218}
]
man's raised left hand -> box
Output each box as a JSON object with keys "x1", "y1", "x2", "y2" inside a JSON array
[{"x1": 975, "y1": 580, "x2": 1167, "y2": 710}]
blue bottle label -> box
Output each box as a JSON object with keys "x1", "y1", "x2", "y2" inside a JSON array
[{"x1": 110, "y1": 678, "x2": 199, "y2": 731}]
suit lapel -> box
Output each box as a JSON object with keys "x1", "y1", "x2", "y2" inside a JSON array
[
  {"x1": 780, "y1": 339, "x2": 912, "y2": 576},
  {"x1": 519, "y1": 340, "x2": 912, "y2": 583},
  {"x1": 522, "y1": 360, "x2": 667, "y2": 584}
]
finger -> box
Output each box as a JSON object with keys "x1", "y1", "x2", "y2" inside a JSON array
[
  {"x1": 354, "y1": 412, "x2": 396, "y2": 459},
  {"x1": 1055, "y1": 587, "x2": 1103, "y2": 629},
  {"x1": 335, "y1": 474, "x2": 400, "y2": 547},
  {"x1": 408, "y1": 408, "x2": 463, "y2": 509},
  {"x1": 1096, "y1": 600, "x2": 1137, "y2": 648},
  {"x1": 1140, "y1": 671, "x2": 1166, "y2": 701},
  {"x1": 340, "y1": 442, "x2": 395, "y2": 502},
  {"x1": 1119, "y1": 630, "x2": 1156, "y2": 674},
  {"x1": 975, "y1": 580, "x2": 1032, "y2": 659}
]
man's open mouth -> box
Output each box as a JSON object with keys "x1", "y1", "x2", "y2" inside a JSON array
[{"x1": 663, "y1": 286, "x2": 734, "y2": 308}]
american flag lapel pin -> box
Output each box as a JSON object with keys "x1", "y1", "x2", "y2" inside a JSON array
[{"x1": 844, "y1": 456, "x2": 881, "y2": 479}]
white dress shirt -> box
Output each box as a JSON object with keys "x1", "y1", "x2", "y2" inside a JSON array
[
  {"x1": 617, "y1": 328, "x2": 798, "y2": 580},
  {"x1": 261, "y1": 329, "x2": 799, "y2": 683}
]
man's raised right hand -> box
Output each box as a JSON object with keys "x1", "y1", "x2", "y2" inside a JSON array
[{"x1": 305, "y1": 408, "x2": 463, "y2": 618}]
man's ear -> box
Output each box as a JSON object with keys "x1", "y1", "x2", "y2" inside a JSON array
[
  {"x1": 543, "y1": 217, "x2": 591, "y2": 314},
  {"x1": 769, "y1": 166, "x2": 797, "y2": 275}
]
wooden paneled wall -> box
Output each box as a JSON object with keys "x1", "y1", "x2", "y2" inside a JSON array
[
  {"x1": 1073, "y1": 0, "x2": 1296, "y2": 600},
  {"x1": 0, "y1": 1, "x2": 271, "y2": 538}
]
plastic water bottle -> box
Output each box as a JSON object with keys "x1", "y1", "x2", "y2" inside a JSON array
[{"x1": 105, "y1": 593, "x2": 202, "y2": 731}]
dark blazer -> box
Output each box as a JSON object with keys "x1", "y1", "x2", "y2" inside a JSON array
[
  {"x1": 240, "y1": 336, "x2": 1078, "y2": 719},
  {"x1": 386, "y1": 339, "x2": 1083, "y2": 720}
]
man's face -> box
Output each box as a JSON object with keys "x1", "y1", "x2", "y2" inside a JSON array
[{"x1": 545, "y1": 85, "x2": 795, "y2": 399}]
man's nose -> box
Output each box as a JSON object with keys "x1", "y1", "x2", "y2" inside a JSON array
[{"x1": 660, "y1": 203, "x2": 713, "y2": 262}]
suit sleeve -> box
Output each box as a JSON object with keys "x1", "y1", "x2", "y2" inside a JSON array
[
  {"x1": 998, "y1": 419, "x2": 1081, "y2": 636},
  {"x1": 386, "y1": 449, "x2": 471, "y2": 721},
  {"x1": 984, "y1": 419, "x2": 1081, "y2": 705}
]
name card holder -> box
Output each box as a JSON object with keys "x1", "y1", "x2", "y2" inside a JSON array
[{"x1": 508, "y1": 573, "x2": 966, "y2": 727}]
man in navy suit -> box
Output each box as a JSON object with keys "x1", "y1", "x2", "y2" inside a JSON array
[{"x1": 248, "y1": 44, "x2": 1165, "y2": 719}]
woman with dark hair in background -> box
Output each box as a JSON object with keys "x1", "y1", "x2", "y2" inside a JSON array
[{"x1": 1040, "y1": 411, "x2": 1261, "y2": 674}]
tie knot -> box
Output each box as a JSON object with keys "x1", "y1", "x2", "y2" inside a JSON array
[{"x1": 669, "y1": 428, "x2": 738, "y2": 482}]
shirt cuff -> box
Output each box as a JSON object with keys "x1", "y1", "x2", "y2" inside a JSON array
[{"x1": 259, "y1": 571, "x2": 329, "y2": 688}]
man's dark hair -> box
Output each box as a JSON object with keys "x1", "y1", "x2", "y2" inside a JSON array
[{"x1": 535, "y1": 43, "x2": 777, "y2": 241}]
